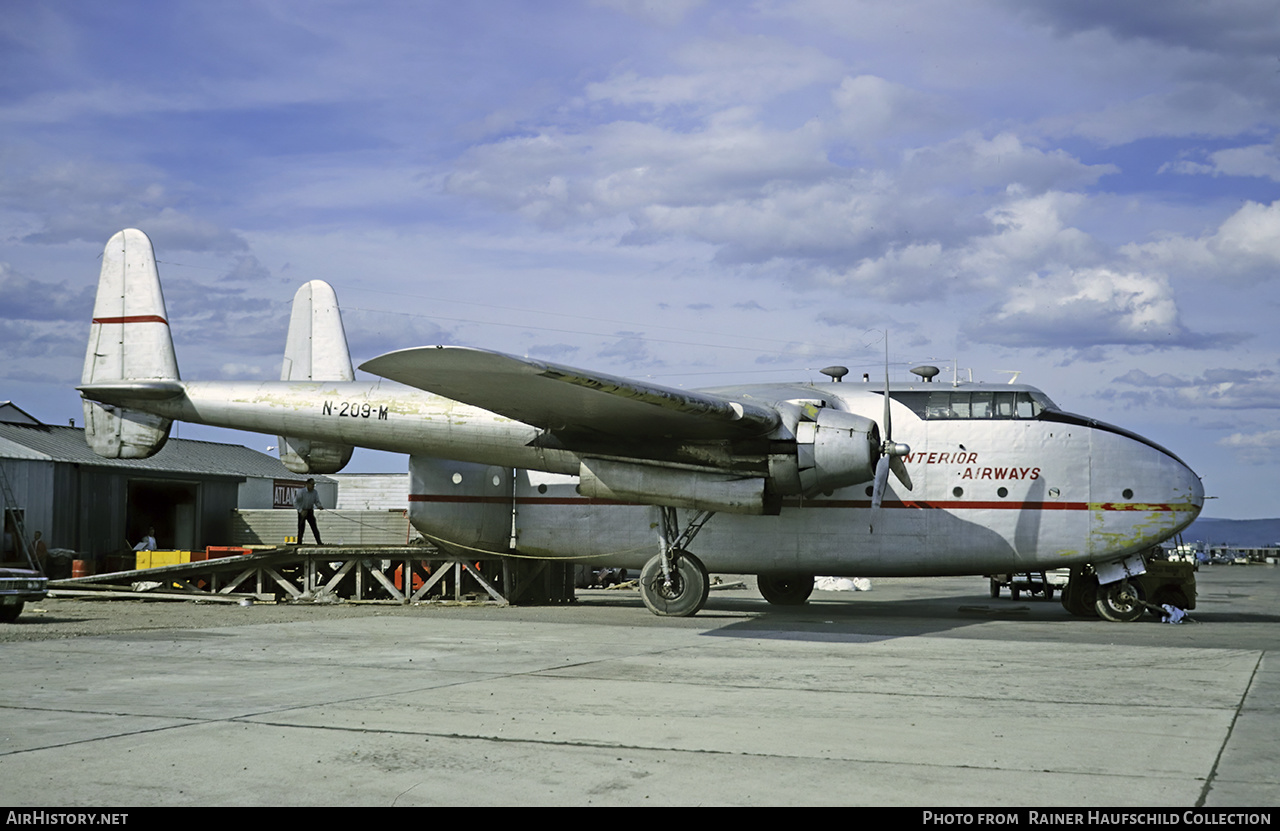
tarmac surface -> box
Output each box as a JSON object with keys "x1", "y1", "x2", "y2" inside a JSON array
[{"x1": 1, "y1": 565, "x2": 1277, "y2": 807}]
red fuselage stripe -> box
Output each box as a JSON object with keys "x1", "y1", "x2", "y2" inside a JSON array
[
  {"x1": 407, "y1": 494, "x2": 1178, "y2": 512},
  {"x1": 92, "y1": 315, "x2": 169, "y2": 325}
]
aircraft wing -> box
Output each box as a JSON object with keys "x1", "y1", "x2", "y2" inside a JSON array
[{"x1": 360, "y1": 346, "x2": 780, "y2": 440}]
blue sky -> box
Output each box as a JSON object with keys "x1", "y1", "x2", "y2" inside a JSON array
[{"x1": 2, "y1": 0, "x2": 1278, "y2": 519}]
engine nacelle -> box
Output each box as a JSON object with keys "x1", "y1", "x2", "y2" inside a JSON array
[
  {"x1": 769, "y1": 406, "x2": 879, "y2": 496},
  {"x1": 578, "y1": 458, "x2": 768, "y2": 515}
]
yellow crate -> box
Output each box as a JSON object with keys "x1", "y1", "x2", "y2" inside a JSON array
[{"x1": 135, "y1": 550, "x2": 192, "y2": 570}]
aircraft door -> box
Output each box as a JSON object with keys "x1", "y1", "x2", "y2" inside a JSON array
[{"x1": 408, "y1": 456, "x2": 513, "y2": 556}]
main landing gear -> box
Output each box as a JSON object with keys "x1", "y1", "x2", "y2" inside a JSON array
[
  {"x1": 639, "y1": 507, "x2": 713, "y2": 617},
  {"x1": 757, "y1": 573, "x2": 815, "y2": 605}
]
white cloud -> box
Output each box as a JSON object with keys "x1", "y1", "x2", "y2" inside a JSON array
[
  {"x1": 445, "y1": 91, "x2": 1118, "y2": 301},
  {"x1": 901, "y1": 133, "x2": 1118, "y2": 193},
  {"x1": 955, "y1": 190, "x2": 1100, "y2": 283},
  {"x1": 972, "y1": 267, "x2": 1207, "y2": 349},
  {"x1": 1220, "y1": 429, "x2": 1280, "y2": 449},
  {"x1": 1219, "y1": 428, "x2": 1280, "y2": 463},
  {"x1": 1123, "y1": 200, "x2": 1280, "y2": 284},
  {"x1": 1053, "y1": 84, "x2": 1266, "y2": 147},
  {"x1": 1161, "y1": 143, "x2": 1280, "y2": 182},
  {"x1": 828, "y1": 75, "x2": 954, "y2": 147},
  {"x1": 586, "y1": 36, "x2": 841, "y2": 110},
  {"x1": 1113, "y1": 367, "x2": 1280, "y2": 409}
]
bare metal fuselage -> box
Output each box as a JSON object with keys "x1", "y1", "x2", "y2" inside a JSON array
[{"x1": 88, "y1": 376, "x2": 1204, "y2": 576}]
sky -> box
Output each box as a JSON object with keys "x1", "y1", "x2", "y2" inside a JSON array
[{"x1": 2, "y1": 0, "x2": 1278, "y2": 519}]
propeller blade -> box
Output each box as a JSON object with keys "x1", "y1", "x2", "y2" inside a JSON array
[
  {"x1": 890, "y1": 455, "x2": 913, "y2": 491},
  {"x1": 882, "y1": 335, "x2": 892, "y2": 443},
  {"x1": 870, "y1": 455, "x2": 890, "y2": 512},
  {"x1": 870, "y1": 329, "x2": 911, "y2": 530},
  {"x1": 869, "y1": 455, "x2": 891, "y2": 533}
]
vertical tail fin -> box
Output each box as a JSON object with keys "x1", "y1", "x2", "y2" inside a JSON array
[
  {"x1": 81, "y1": 229, "x2": 177, "y2": 459},
  {"x1": 278, "y1": 280, "x2": 354, "y2": 474}
]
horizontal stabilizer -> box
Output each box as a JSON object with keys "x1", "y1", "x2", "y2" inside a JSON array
[
  {"x1": 78, "y1": 381, "x2": 185, "y2": 404},
  {"x1": 360, "y1": 346, "x2": 780, "y2": 440}
]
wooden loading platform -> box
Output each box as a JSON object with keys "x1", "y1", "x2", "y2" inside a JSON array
[{"x1": 47, "y1": 546, "x2": 576, "y2": 607}]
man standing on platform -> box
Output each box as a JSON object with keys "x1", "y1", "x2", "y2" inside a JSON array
[{"x1": 294, "y1": 479, "x2": 324, "y2": 545}]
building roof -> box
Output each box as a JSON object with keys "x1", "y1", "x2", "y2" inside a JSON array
[
  {"x1": 0, "y1": 421, "x2": 327, "y2": 482},
  {"x1": 0, "y1": 402, "x2": 41, "y2": 426}
]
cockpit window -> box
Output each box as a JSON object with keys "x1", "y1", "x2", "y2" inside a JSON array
[{"x1": 890, "y1": 390, "x2": 1056, "y2": 420}]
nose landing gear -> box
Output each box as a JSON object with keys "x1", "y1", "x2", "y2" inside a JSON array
[{"x1": 1094, "y1": 579, "x2": 1145, "y2": 622}]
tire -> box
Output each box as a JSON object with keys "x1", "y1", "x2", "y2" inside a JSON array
[
  {"x1": 1148, "y1": 586, "x2": 1190, "y2": 619},
  {"x1": 640, "y1": 552, "x2": 709, "y2": 617},
  {"x1": 758, "y1": 573, "x2": 815, "y2": 606},
  {"x1": 989, "y1": 578, "x2": 1000, "y2": 599},
  {"x1": 0, "y1": 602, "x2": 24, "y2": 623},
  {"x1": 1095, "y1": 580, "x2": 1145, "y2": 622},
  {"x1": 1062, "y1": 571, "x2": 1098, "y2": 617}
]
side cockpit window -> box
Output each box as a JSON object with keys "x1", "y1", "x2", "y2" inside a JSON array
[{"x1": 892, "y1": 390, "x2": 1052, "y2": 420}]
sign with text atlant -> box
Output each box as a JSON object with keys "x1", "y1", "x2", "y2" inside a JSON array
[{"x1": 273, "y1": 480, "x2": 307, "y2": 510}]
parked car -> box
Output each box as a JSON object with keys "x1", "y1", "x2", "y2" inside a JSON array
[{"x1": 0, "y1": 566, "x2": 48, "y2": 623}]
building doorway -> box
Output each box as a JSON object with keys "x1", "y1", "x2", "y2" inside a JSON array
[{"x1": 127, "y1": 479, "x2": 198, "y2": 550}]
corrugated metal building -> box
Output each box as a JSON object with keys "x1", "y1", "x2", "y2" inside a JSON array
[
  {"x1": 0, "y1": 401, "x2": 334, "y2": 567},
  {"x1": 330, "y1": 473, "x2": 408, "y2": 510},
  {"x1": 227, "y1": 471, "x2": 414, "y2": 547}
]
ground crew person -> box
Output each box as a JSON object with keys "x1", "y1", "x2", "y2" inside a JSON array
[{"x1": 294, "y1": 479, "x2": 323, "y2": 545}]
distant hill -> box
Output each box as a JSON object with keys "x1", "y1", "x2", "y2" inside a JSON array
[{"x1": 1182, "y1": 518, "x2": 1280, "y2": 547}]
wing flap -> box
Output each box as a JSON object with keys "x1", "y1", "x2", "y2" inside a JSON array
[{"x1": 360, "y1": 346, "x2": 779, "y2": 439}]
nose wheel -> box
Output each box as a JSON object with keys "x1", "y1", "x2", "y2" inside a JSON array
[{"x1": 1094, "y1": 580, "x2": 1145, "y2": 622}]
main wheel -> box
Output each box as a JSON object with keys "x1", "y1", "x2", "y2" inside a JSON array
[
  {"x1": 1095, "y1": 580, "x2": 1145, "y2": 622},
  {"x1": 758, "y1": 573, "x2": 815, "y2": 606},
  {"x1": 640, "y1": 552, "x2": 709, "y2": 617},
  {"x1": 1061, "y1": 569, "x2": 1098, "y2": 617}
]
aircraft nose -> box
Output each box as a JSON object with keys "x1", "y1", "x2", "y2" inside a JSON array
[
  {"x1": 1087, "y1": 424, "x2": 1203, "y2": 552},
  {"x1": 1135, "y1": 441, "x2": 1203, "y2": 540},
  {"x1": 1171, "y1": 455, "x2": 1204, "y2": 533}
]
